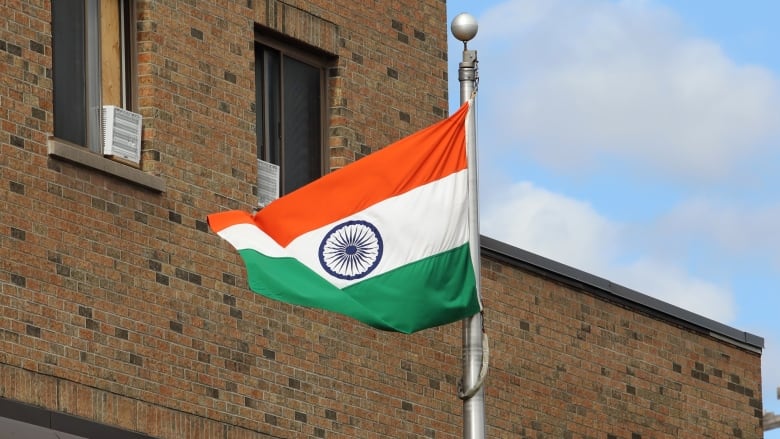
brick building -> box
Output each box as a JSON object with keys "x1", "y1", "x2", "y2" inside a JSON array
[{"x1": 0, "y1": 1, "x2": 764, "y2": 438}]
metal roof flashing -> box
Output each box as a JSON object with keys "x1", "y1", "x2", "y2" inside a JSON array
[{"x1": 480, "y1": 235, "x2": 764, "y2": 353}]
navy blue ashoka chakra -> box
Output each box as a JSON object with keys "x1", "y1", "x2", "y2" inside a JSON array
[{"x1": 318, "y1": 220, "x2": 383, "y2": 280}]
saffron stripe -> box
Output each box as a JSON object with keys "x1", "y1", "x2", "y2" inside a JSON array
[
  {"x1": 208, "y1": 210, "x2": 255, "y2": 234},
  {"x1": 255, "y1": 102, "x2": 470, "y2": 246}
]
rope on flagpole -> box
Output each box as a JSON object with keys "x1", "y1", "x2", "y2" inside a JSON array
[{"x1": 458, "y1": 314, "x2": 489, "y2": 400}]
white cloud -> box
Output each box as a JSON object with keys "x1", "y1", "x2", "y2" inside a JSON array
[
  {"x1": 613, "y1": 258, "x2": 736, "y2": 322},
  {"x1": 475, "y1": 0, "x2": 780, "y2": 180},
  {"x1": 481, "y1": 181, "x2": 737, "y2": 323},
  {"x1": 653, "y1": 199, "x2": 780, "y2": 270},
  {"x1": 481, "y1": 181, "x2": 619, "y2": 273}
]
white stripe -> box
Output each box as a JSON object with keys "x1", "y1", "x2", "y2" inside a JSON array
[
  {"x1": 217, "y1": 169, "x2": 470, "y2": 289},
  {"x1": 289, "y1": 169, "x2": 469, "y2": 288},
  {"x1": 217, "y1": 223, "x2": 285, "y2": 257}
]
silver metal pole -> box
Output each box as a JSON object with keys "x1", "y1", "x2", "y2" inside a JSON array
[{"x1": 451, "y1": 14, "x2": 485, "y2": 439}]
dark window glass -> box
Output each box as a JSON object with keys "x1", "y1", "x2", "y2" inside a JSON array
[
  {"x1": 52, "y1": 1, "x2": 87, "y2": 146},
  {"x1": 257, "y1": 47, "x2": 282, "y2": 167},
  {"x1": 283, "y1": 57, "x2": 322, "y2": 193}
]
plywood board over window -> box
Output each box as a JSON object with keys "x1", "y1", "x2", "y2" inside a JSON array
[{"x1": 101, "y1": 0, "x2": 123, "y2": 107}]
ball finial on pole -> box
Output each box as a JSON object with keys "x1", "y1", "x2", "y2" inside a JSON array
[{"x1": 451, "y1": 13, "x2": 478, "y2": 45}]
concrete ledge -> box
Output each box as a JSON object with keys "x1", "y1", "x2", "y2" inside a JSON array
[{"x1": 48, "y1": 138, "x2": 166, "y2": 192}]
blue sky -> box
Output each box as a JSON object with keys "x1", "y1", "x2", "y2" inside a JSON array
[{"x1": 446, "y1": 0, "x2": 780, "y2": 431}]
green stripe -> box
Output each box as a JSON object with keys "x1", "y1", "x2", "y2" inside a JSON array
[{"x1": 237, "y1": 243, "x2": 479, "y2": 334}]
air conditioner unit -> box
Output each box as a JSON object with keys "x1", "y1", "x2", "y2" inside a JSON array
[
  {"x1": 102, "y1": 105, "x2": 142, "y2": 165},
  {"x1": 257, "y1": 158, "x2": 280, "y2": 208}
]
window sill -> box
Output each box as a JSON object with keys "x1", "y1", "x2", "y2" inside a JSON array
[{"x1": 47, "y1": 138, "x2": 166, "y2": 192}]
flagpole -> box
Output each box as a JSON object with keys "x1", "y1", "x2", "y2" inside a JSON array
[{"x1": 451, "y1": 13, "x2": 485, "y2": 439}]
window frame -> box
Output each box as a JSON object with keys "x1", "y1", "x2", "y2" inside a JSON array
[
  {"x1": 254, "y1": 29, "x2": 331, "y2": 196},
  {"x1": 52, "y1": 0, "x2": 139, "y2": 154},
  {"x1": 49, "y1": 0, "x2": 161, "y2": 191}
]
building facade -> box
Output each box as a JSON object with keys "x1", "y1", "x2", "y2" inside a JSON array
[{"x1": 0, "y1": 1, "x2": 764, "y2": 438}]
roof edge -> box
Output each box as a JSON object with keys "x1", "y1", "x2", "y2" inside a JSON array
[{"x1": 480, "y1": 235, "x2": 764, "y2": 353}]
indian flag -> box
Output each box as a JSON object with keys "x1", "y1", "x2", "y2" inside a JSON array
[{"x1": 207, "y1": 101, "x2": 481, "y2": 334}]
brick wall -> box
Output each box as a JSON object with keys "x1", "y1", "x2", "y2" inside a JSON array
[
  {"x1": 481, "y1": 255, "x2": 762, "y2": 438},
  {"x1": 0, "y1": 1, "x2": 762, "y2": 438}
]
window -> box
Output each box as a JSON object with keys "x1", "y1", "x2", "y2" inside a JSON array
[
  {"x1": 52, "y1": 0, "x2": 137, "y2": 154},
  {"x1": 255, "y1": 35, "x2": 328, "y2": 198}
]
